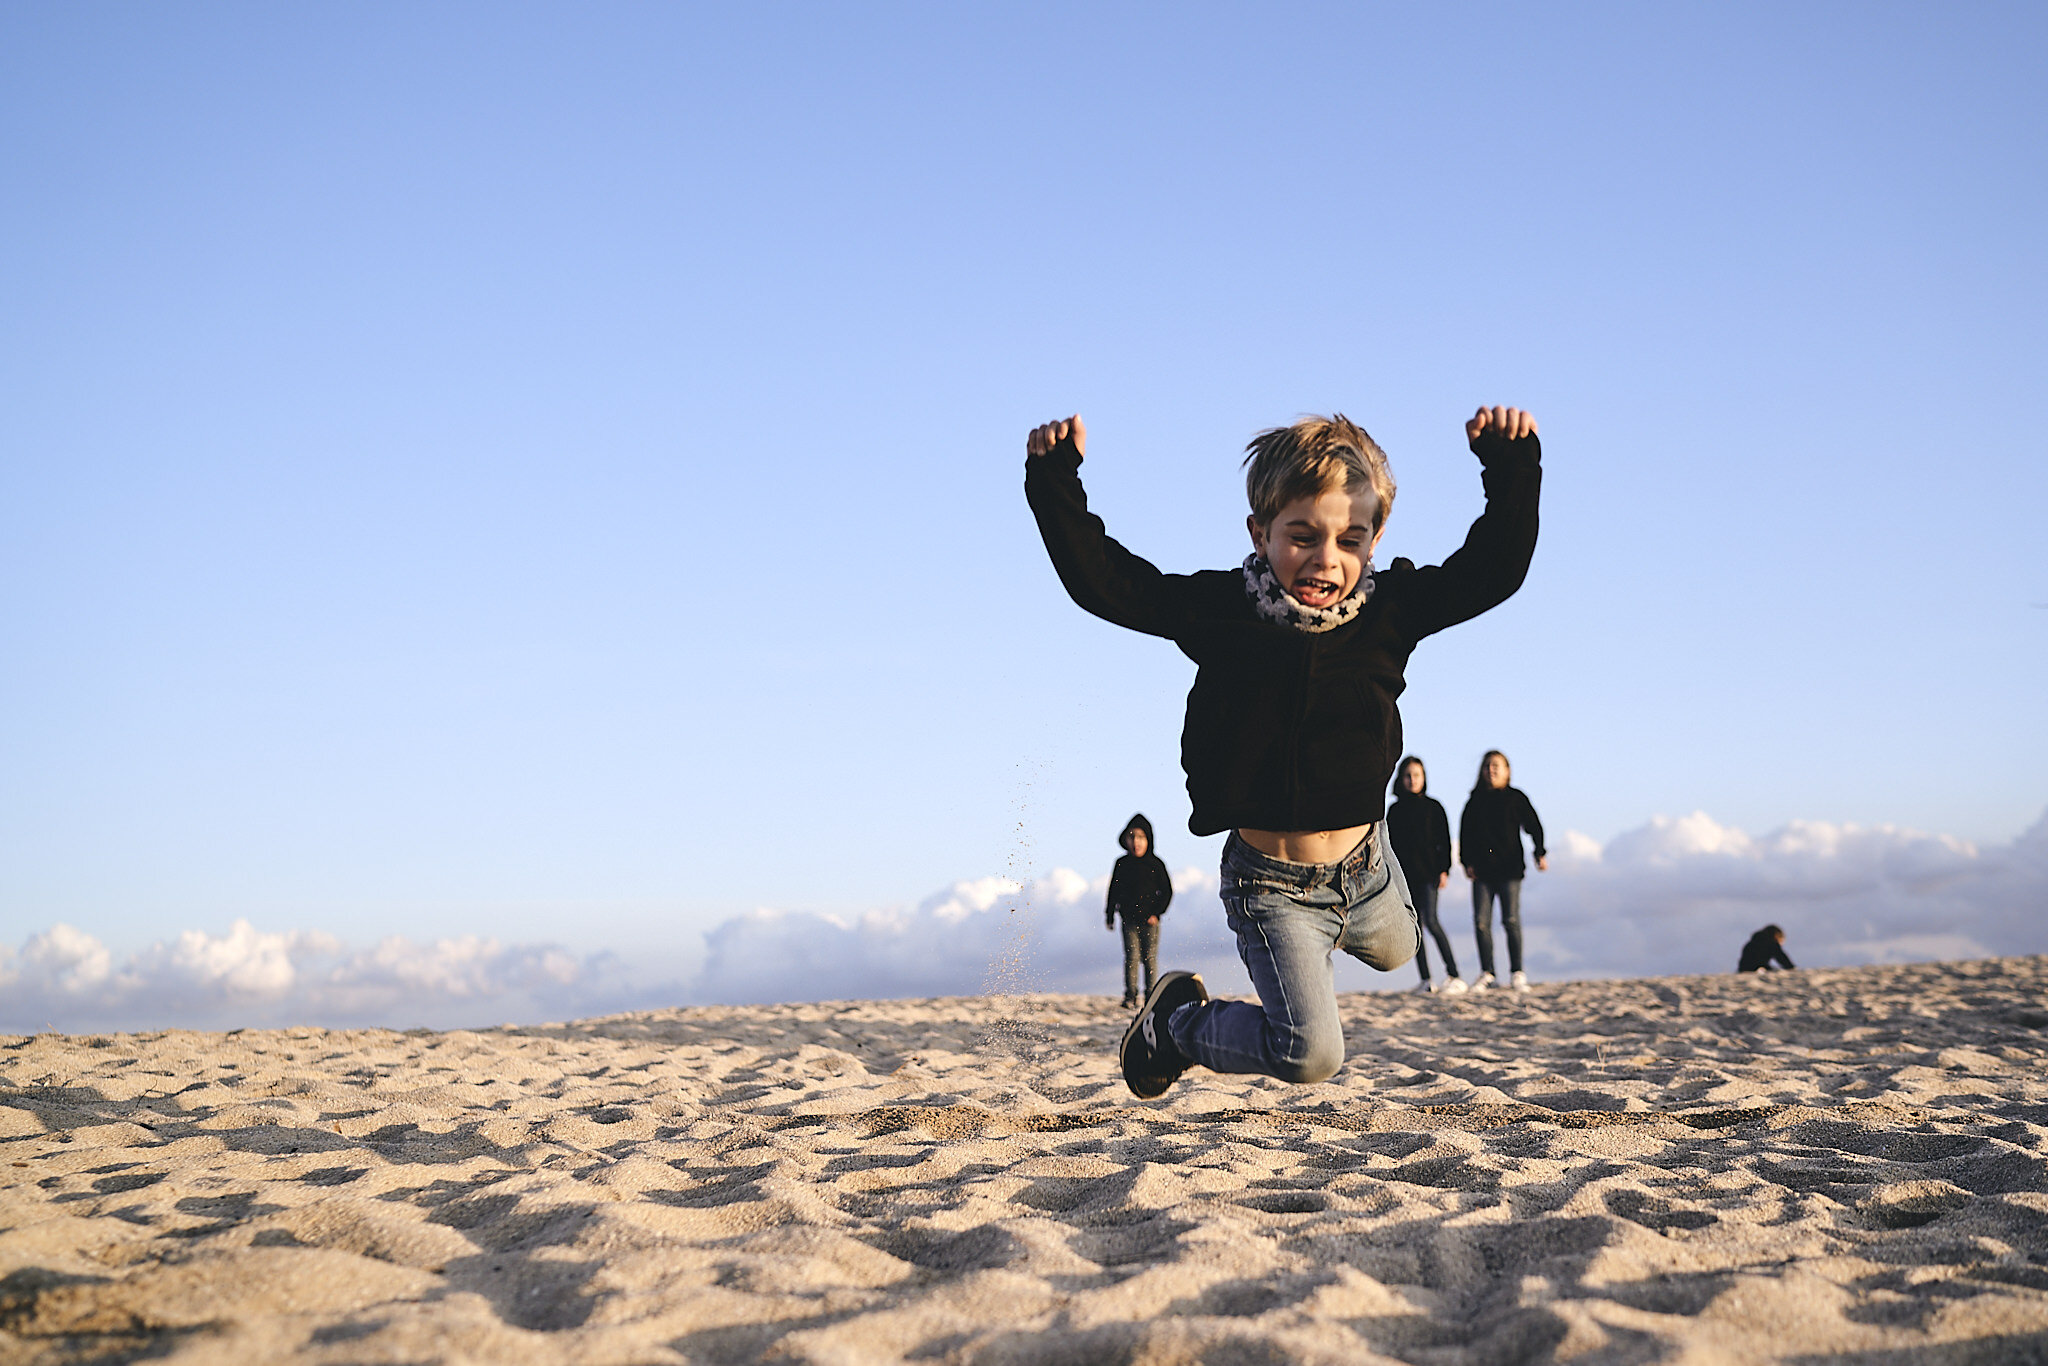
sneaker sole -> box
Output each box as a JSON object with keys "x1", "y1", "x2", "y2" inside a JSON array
[{"x1": 1119, "y1": 970, "x2": 1207, "y2": 1098}]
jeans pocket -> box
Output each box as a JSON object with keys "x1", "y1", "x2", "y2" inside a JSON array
[
  {"x1": 1222, "y1": 859, "x2": 1296, "y2": 897},
  {"x1": 1234, "y1": 879, "x2": 1329, "y2": 931},
  {"x1": 1220, "y1": 878, "x2": 1279, "y2": 929}
]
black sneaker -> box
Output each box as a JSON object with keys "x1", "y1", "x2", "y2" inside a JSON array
[{"x1": 1119, "y1": 970, "x2": 1207, "y2": 1099}]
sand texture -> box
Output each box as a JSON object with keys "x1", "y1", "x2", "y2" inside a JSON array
[{"x1": 5, "y1": 957, "x2": 2048, "y2": 1364}]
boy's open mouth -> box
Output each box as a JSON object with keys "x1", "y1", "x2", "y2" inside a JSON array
[{"x1": 1290, "y1": 576, "x2": 1343, "y2": 607}]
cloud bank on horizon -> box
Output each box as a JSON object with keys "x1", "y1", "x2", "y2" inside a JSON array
[{"x1": 6, "y1": 807, "x2": 2044, "y2": 1034}]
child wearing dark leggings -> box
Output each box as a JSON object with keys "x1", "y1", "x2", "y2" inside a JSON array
[
  {"x1": 1387, "y1": 756, "x2": 1464, "y2": 995},
  {"x1": 1458, "y1": 750, "x2": 1546, "y2": 993}
]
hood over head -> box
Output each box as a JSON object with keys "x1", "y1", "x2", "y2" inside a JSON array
[{"x1": 1119, "y1": 812, "x2": 1156, "y2": 853}]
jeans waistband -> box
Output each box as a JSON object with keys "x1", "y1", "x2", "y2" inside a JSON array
[{"x1": 1223, "y1": 825, "x2": 1378, "y2": 890}]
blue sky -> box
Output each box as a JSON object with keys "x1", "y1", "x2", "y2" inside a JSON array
[{"x1": 3, "y1": 4, "x2": 2045, "y2": 1001}]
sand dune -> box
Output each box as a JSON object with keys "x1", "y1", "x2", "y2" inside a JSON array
[{"x1": 4, "y1": 957, "x2": 2048, "y2": 1363}]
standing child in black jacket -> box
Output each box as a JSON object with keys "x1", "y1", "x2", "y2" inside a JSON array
[
  {"x1": 1105, "y1": 813, "x2": 1174, "y2": 1008},
  {"x1": 1026, "y1": 405, "x2": 1541, "y2": 1096},
  {"x1": 1387, "y1": 757, "x2": 1464, "y2": 995},
  {"x1": 1458, "y1": 750, "x2": 1546, "y2": 993}
]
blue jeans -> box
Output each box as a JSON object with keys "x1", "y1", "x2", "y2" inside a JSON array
[
  {"x1": 1472, "y1": 877, "x2": 1523, "y2": 976},
  {"x1": 1167, "y1": 826, "x2": 1418, "y2": 1084}
]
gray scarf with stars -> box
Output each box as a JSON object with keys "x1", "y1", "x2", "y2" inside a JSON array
[{"x1": 1242, "y1": 554, "x2": 1375, "y2": 633}]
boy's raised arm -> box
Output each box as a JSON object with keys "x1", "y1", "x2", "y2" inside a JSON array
[
  {"x1": 1024, "y1": 413, "x2": 1188, "y2": 639},
  {"x1": 1398, "y1": 405, "x2": 1544, "y2": 641}
]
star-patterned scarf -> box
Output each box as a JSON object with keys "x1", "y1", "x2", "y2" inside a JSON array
[{"x1": 1242, "y1": 554, "x2": 1375, "y2": 633}]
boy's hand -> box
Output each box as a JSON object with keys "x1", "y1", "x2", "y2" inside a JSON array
[
  {"x1": 1027, "y1": 415, "x2": 1086, "y2": 459},
  {"x1": 1465, "y1": 406, "x2": 1538, "y2": 445}
]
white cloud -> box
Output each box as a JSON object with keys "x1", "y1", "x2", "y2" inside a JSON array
[
  {"x1": 926, "y1": 876, "x2": 1023, "y2": 924},
  {"x1": 5, "y1": 808, "x2": 2044, "y2": 1033},
  {"x1": 689, "y1": 865, "x2": 1235, "y2": 1007},
  {"x1": 1515, "y1": 808, "x2": 2046, "y2": 978},
  {"x1": 687, "y1": 807, "x2": 2048, "y2": 1003},
  {"x1": 17, "y1": 925, "x2": 113, "y2": 994},
  {"x1": 0, "y1": 919, "x2": 654, "y2": 1035}
]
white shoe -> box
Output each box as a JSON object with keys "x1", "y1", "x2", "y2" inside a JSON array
[
  {"x1": 1441, "y1": 976, "x2": 1468, "y2": 996},
  {"x1": 1415, "y1": 980, "x2": 1436, "y2": 994},
  {"x1": 1511, "y1": 970, "x2": 1529, "y2": 993},
  {"x1": 1470, "y1": 972, "x2": 1495, "y2": 993}
]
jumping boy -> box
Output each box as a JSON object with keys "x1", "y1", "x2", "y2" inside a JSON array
[{"x1": 1025, "y1": 406, "x2": 1541, "y2": 1097}]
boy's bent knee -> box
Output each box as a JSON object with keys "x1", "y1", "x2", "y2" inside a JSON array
[
  {"x1": 1355, "y1": 942, "x2": 1417, "y2": 972},
  {"x1": 1270, "y1": 1039, "x2": 1344, "y2": 1085},
  {"x1": 1348, "y1": 927, "x2": 1419, "y2": 972}
]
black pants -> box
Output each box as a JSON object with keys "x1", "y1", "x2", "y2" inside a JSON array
[
  {"x1": 1472, "y1": 877, "x2": 1523, "y2": 976},
  {"x1": 1120, "y1": 918, "x2": 1159, "y2": 1002},
  {"x1": 1412, "y1": 880, "x2": 1459, "y2": 981}
]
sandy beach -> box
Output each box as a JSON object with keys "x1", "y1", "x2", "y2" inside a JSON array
[{"x1": 5, "y1": 956, "x2": 2048, "y2": 1364}]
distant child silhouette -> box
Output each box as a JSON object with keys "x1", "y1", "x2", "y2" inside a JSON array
[
  {"x1": 1105, "y1": 814, "x2": 1173, "y2": 1008},
  {"x1": 1738, "y1": 925, "x2": 1795, "y2": 972}
]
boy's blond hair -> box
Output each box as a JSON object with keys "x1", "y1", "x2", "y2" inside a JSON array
[{"x1": 1242, "y1": 415, "x2": 1395, "y2": 532}]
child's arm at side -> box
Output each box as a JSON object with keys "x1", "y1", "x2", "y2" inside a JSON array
[
  {"x1": 1521, "y1": 791, "x2": 1548, "y2": 872},
  {"x1": 1397, "y1": 406, "x2": 1544, "y2": 640},
  {"x1": 1023, "y1": 414, "x2": 1188, "y2": 638},
  {"x1": 1431, "y1": 801, "x2": 1455, "y2": 886}
]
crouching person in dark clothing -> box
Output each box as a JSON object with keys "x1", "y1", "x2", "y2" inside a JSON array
[
  {"x1": 1738, "y1": 925, "x2": 1795, "y2": 973},
  {"x1": 1107, "y1": 814, "x2": 1174, "y2": 1008}
]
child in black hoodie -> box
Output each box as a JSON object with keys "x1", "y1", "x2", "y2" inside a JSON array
[
  {"x1": 1026, "y1": 406, "x2": 1541, "y2": 1096},
  {"x1": 1105, "y1": 813, "x2": 1174, "y2": 1008},
  {"x1": 1387, "y1": 756, "x2": 1463, "y2": 995},
  {"x1": 1458, "y1": 750, "x2": 1546, "y2": 993},
  {"x1": 1737, "y1": 925, "x2": 1795, "y2": 973}
]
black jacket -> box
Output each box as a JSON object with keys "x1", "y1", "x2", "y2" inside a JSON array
[
  {"x1": 1027, "y1": 429, "x2": 1540, "y2": 835},
  {"x1": 1387, "y1": 789, "x2": 1453, "y2": 884},
  {"x1": 1738, "y1": 931, "x2": 1795, "y2": 972},
  {"x1": 1459, "y1": 785, "x2": 1546, "y2": 882},
  {"x1": 1106, "y1": 814, "x2": 1174, "y2": 925}
]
